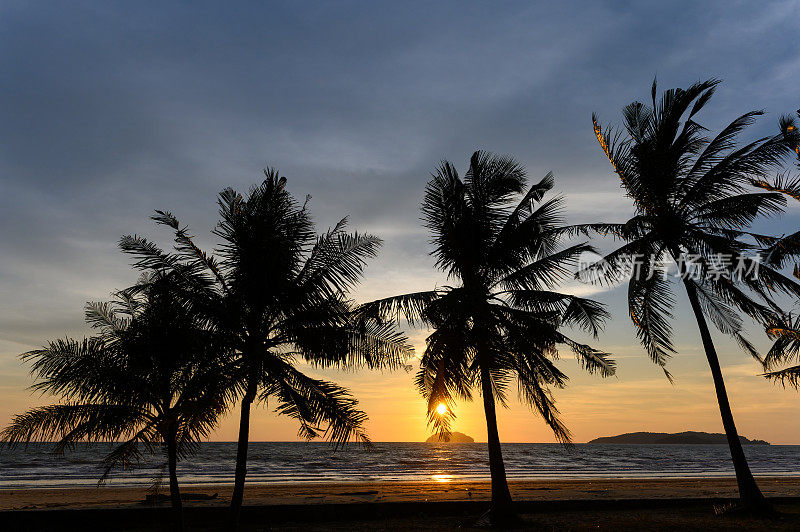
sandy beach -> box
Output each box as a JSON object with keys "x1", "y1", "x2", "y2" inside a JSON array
[
  {"x1": 1, "y1": 477, "x2": 800, "y2": 511},
  {"x1": 3, "y1": 477, "x2": 800, "y2": 530}
]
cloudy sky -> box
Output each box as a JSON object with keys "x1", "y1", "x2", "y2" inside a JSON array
[{"x1": 2, "y1": 1, "x2": 800, "y2": 443}]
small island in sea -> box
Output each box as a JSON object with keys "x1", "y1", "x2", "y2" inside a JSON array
[
  {"x1": 588, "y1": 431, "x2": 769, "y2": 445},
  {"x1": 426, "y1": 431, "x2": 475, "y2": 443}
]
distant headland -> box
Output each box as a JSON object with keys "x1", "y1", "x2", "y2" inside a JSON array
[
  {"x1": 426, "y1": 432, "x2": 475, "y2": 443},
  {"x1": 588, "y1": 431, "x2": 769, "y2": 445}
]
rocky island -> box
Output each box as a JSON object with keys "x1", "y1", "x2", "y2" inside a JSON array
[
  {"x1": 588, "y1": 431, "x2": 769, "y2": 445},
  {"x1": 425, "y1": 432, "x2": 475, "y2": 443}
]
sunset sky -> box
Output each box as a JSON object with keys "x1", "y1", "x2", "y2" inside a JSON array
[{"x1": 2, "y1": 1, "x2": 800, "y2": 444}]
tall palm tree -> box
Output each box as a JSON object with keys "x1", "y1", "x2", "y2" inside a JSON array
[
  {"x1": 2, "y1": 272, "x2": 231, "y2": 530},
  {"x1": 120, "y1": 171, "x2": 413, "y2": 526},
  {"x1": 587, "y1": 79, "x2": 800, "y2": 510},
  {"x1": 358, "y1": 152, "x2": 615, "y2": 524}
]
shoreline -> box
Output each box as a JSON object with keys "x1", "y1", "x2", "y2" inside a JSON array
[{"x1": 3, "y1": 477, "x2": 799, "y2": 511}]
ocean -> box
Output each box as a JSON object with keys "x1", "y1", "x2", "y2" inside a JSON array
[{"x1": 2, "y1": 442, "x2": 799, "y2": 489}]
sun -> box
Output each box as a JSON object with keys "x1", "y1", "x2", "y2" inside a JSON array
[{"x1": 435, "y1": 403, "x2": 448, "y2": 415}]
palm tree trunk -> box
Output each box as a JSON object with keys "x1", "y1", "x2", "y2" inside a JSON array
[
  {"x1": 682, "y1": 279, "x2": 767, "y2": 509},
  {"x1": 166, "y1": 429, "x2": 183, "y2": 531},
  {"x1": 479, "y1": 363, "x2": 514, "y2": 521},
  {"x1": 230, "y1": 376, "x2": 258, "y2": 527}
]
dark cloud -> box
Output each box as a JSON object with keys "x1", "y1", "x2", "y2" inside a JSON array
[{"x1": 1, "y1": 0, "x2": 799, "y2": 362}]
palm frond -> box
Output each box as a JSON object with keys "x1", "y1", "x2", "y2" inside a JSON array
[
  {"x1": 557, "y1": 333, "x2": 616, "y2": 378},
  {"x1": 629, "y1": 273, "x2": 675, "y2": 378},
  {"x1": 354, "y1": 290, "x2": 440, "y2": 326},
  {"x1": 297, "y1": 226, "x2": 383, "y2": 298},
  {"x1": 1, "y1": 403, "x2": 147, "y2": 449},
  {"x1": 265, "y1": 359, "x2": 370, "y2": 447},
  {"x1": 509, "y1": 350, "x2": 572, "y2": 443},
  {"x1": 498, "y1": 242, "x2": 595, "y2": 291},
  {"x1": 691, "y1": 280, "x2": 761, "y2": 361},
  {"x1": 152, "y1": 210, "x2": 230, "y2": 293},
  {"x1": 85, "y1": 302, "x2": 128, "y2": 332},
  {"x1": 763, "y1": 365, "x2": 800, "y2": 388},
  {"x1": 290, "y1": 313, "x2": 414, "y2": 371},
  {"x1": 760, "y1": 229, "x2": 800, "y2": 268}
]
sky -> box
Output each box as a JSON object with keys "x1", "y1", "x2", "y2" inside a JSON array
[{"x1": 2, "y1": 0, "x2": 800, "y2": 444}]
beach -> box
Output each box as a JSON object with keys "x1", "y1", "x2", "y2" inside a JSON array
[
  {"x1": 3, "y1": 477, "x2": 800, "y2": 530},
  {"x1": 4, "y1": 477, "x2": 800, "y2": 510}
]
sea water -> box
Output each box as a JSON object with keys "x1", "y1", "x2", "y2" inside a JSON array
[{"x1": 1, "y1": 442, "x2": 799, "y2": 489}]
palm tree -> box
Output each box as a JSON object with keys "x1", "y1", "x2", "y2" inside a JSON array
[
  {"x1": 120, "y1": 171, "x2": 413, "y2": 526},
  {"x1": 2, "y1": 272, "x2": 231, "y2": 530},
  {"x1": 586, "y1": 79, "x2": 800, "y2": 510},
  {"x1": 358, "y1": 151, "x2": 615, "y2": 524}
]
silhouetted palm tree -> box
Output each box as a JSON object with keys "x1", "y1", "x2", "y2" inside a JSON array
[
  {"x1": 587, "y1": 79, "x2": 800, "y2": 510},
  {"x1": 120, "y1": 171, "x2": 412, "y2": 526},
  {"x1": 2, "y1": 272, "x2": 230, "y2": 530},
  {"x1": 358, "y1": 152, "x2": 615, "y2": 524}
]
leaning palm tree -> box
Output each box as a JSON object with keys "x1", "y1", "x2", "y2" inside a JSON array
[
  {"x1": 2, "y1": 272, "x2": 231, "y2": 530},
  {"x1": 586, "y1": 79, "x2": 800, "y2": 510},
  {"x1": 120, "y1": 171, "x2": 413, "y2": 526},
  {"x1": 358, "y1": 151, "x2": 615, "y2": 524}
]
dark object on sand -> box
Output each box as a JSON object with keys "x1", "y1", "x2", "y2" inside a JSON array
[{"x1": 144, "y1": 492, "x2": 218, "y2": 503}]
